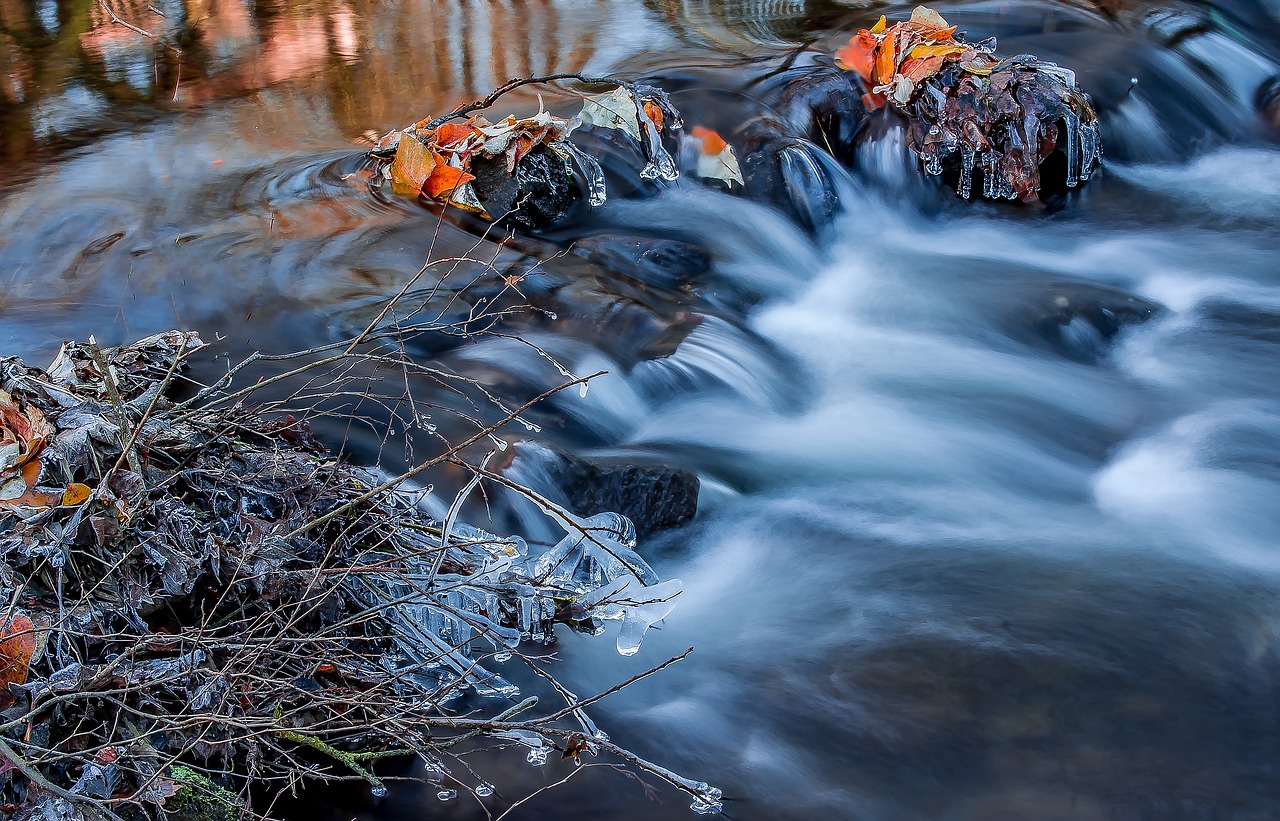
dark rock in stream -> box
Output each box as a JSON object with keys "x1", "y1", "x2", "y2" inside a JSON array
[
  {"x1": 1009, "y1": 281, "x2": 1162, "y2": 362},
  {"x1": 470, "y1": 145, "x2": 578, "y2": 231},
  {"x1": 742, "y1": 138, "x2": 845, "y2": 233},
  {"x1": 508, "y1": 441, "x2": 699, "y2": 537},
  {"x1": 1258, "y1": 75, "x2": 1280, "y2": 135},
  {"x1": 564, "y1": 456, "x2": 699, "y2": 535}
]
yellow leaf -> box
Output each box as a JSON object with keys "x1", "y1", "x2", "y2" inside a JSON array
[
  {"x1": 870, "y1": 14, "x2": 887, "y2": 34},
  {"x1": 909, "y1": 42, "x2": 966, "y2": 60},
  {"x1": 62, "y1": 482, "x2": 92, "y2": 506}
]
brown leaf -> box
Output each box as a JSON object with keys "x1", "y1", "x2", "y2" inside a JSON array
[
  {"x1": 902, "y1": 55, "x2": 946, "y2": 84},
  {"x1": 0, "y1": 613, "x2": 37, "y2": 690}
]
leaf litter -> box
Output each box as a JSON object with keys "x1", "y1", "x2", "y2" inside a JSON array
[{"x1": 834, "y1": 5, "x2": 1102, "y2": 201}]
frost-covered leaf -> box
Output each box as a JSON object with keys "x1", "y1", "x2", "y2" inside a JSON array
[{"x1": 579, "y1": 86, "x2": 646, "y2": 143}]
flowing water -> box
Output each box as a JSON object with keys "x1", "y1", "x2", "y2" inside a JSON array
[{"x1": 5, "y1": 0, "x2": 1280, "y2": 818}]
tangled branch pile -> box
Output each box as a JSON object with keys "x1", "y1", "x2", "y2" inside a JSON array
[
  {"x1": 0, "y1": 332, "x2": 716, "y2": 819},
  {"x1": 835, "y1": 6, "x2": 1102, "y2": 201}
]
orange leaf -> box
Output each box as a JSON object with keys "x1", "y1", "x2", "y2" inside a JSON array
[
  {"x1": 875, "y1": 34, "x2": 898, "y2": 85},
  {"x1": 389, "y1": 133, "x2": 438, "y2": 196},
  {"x1": 642, "y1": 100, "x2": 664, "y2": 132},
  {"x1": 62, "y1": 482, "x2": 92, "y2": 507},
  {"x1": 423, "y1": 154, "x2": 476, "y2": 199},
  {"x1": 433, "y1": 121, "x2": 475, "y2": 147},
  {"x1": 0, "y1": 613, "x2": 37, "y2": 689},
  {"x1": 834, "y1": 30, "x2": 878, "y2": 83},
  {"x1": 690, "y1": 126, "x2": 727, "y2": 155}
]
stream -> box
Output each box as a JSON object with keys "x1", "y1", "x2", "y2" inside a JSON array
[{"x1": 5, "y1": 0, "x2": 1280, "y2": 818}]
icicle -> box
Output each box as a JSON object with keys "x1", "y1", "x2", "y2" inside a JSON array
[
  {"x1": 982, "y1": 151, "x2": 997, "y2": 199},
  {"x1": 638, "y1": 108, "x2": 680, "y2": 182},
  {"x1": 557, "y1": 141, "x2": 608, "y2": 207},
  {"x1": 1079, "y1": 120, "x2": 1100, "y2": 181},
  {"x1": 958, "y1": 146, "x2": 975, "y2": 199},
  {"x1": 1063, "y1": 108, "x2": 1081, "y2": 188}
]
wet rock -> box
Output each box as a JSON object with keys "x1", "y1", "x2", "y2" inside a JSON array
[
  {"x1": 570, "y1": 234, "x2": 711, "y2": 290},
  {"x1": 470, "y1": 145, "x2": 577, "y2": 231},
  {"x1": 564, "y1": 456, "x2": 699, "y2": 536},
  {"x1": 1258, "y1": 75, "x2": 1280, "y2": 136},
  {"x1": 509, "y1": 441, "x2": 698, "y2": 537},
  {"x1": 742, "y1": 138, "x2": 844, "y2": 233},
  {"x1": 763, "y1": 59, "x2": 869, "y2": 166},
  {"x1": 1008, "y1": 281, "x2": 1161, "y2": 361}
]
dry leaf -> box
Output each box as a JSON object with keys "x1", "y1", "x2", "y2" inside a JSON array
[
  {"x1": 62, "y1": 482, "x2": 93, "y2": 506},
  {"x1": 875, "y1": 34, "x2": 898, "y2": 86},
  {"x1": 0, "y1": 389, "x2": 52, "y2": 507},
  {"x1": 389, "y1": 133, "x2": 438, "y2": 196},
  {"x1": 689, "y1": 126, "x2": 744, "y2": 186},
  {"x1": 834, "y1": 30, "x2": 878, "y2": 82},
  {"x1": 0, "y1": 613, "x2": 38, "y2": 690},
  {"x1": 908, "y1": 5, "x2": 950, "y2": 30},
  {"x1": 580, "y1": 86, "x2": 647, "y2": 144},
  {"x1": 423, "y1": 154, "x2": 476, "y2": 198}
]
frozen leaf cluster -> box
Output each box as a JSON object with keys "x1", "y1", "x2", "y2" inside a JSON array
[
  {"x1": 373, "y1": 79, "x2": 692, "y2": 226},
  {"x1": 834, "y1": 5, "x2": 1102, "y2": 201},
  {"x1": 383, "y1": 109, "x2": 585, "y2": 216}
]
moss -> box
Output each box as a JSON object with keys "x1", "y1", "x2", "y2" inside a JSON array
[{"x1": 162, "y1": 766, "x2": 244, "y2": 821}]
